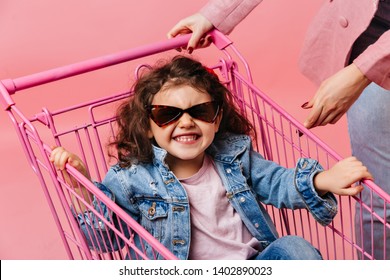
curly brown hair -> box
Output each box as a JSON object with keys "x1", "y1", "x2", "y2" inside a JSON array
[{"x1": 110, "y1": 55, "x2": 254, "y2": 167}]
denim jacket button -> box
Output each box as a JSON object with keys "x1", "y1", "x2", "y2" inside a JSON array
[
  {"x1": 148, "y1": 208, "x2": 156, "y2": 216},
  {"x1": 225, "y1": 168, "x2": 232, "y2": 173},
  {"x1": 240, "y1": 197, "x2": 246, "y2": 203},
  {"x1": 173, "y1": 206, "x2": 185, "y2": 212},
  {"x1": 148, "y1": 202, "x2": 156, "y2": 216},
  {"x1": 164, "y1": 178, "x2": 175, "y2": 184},
  {"x1": 254, "y1": 223, "x2": 260, "y2": 228},
  {"x1": 172, "y1": 239, "x2": 186, "y2": 245}
]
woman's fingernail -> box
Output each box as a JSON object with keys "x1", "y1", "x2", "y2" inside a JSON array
[
  {"x1": 296, "y1": 129, "x2": 304, "y2": 137},
  {"x1": 301, "y1": 102, "x2": 309, "y2": 108}
]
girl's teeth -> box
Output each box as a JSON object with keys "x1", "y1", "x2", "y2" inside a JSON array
[{"x1": 175, "y1": 135, "x2": 197, "y2": 142}]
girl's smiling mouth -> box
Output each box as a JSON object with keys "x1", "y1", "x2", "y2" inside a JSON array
[{"x1": 173, "y1": 134, "x2": 200, "y2": 143}]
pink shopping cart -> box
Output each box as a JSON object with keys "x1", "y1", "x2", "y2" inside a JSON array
[{"x1": 1, "y1": 30, "x2": 389, "y2": 260}]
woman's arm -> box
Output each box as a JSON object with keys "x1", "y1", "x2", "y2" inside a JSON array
[{"x1": 303, "y1": 30, "x2": 390, "y2": 129}]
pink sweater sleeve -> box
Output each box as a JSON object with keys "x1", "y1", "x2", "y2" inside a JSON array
[
  {"x1": 353, "y1": 30, "x2": 390, "y2": 90},
  {"x1": 199, "y1": 0, "x2": 263, "y2": 34}
]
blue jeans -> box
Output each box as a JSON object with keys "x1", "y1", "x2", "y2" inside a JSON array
[
  {"x1": 347, "y1": 82, "x2": 390, "y2": 260},
  {"x1": 253, "y1": 236, "x2": 322, "y2": 260}
]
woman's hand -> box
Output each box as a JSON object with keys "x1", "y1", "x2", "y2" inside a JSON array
[
  {"x1": 167, "y1": 13, "x2": 214, "y2": 52},
  {"x1": 314, "y1": 156, "x2": 373, "y2": 196},
  {"x1": 302, "y1": 63, "x2": 371, "y2": 129}
]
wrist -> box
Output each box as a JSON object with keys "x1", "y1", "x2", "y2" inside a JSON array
[
  {"x1": 351, "y1": 63, "x2": 371, "y2": 87},
  {"x1": 313, "y1": 171, "x2": 328, "y2": 197}
]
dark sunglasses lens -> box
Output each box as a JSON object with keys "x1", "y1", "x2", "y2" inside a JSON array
[
  {"x1": 150, "y1": 106, "x2": 182, "y2": 126},
  {"x1": 189, "y1": 102, "x2": 220, "y2": 122}
]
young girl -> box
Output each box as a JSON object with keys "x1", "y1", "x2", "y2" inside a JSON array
[{"x1": 50, "y1": 56, "x2": 372, "y2": 260}]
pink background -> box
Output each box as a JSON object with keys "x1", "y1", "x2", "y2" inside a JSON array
[{"x1": 0, "y1": 0, "x2": 351, "y2": 259}]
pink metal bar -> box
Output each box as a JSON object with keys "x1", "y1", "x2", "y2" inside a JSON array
[
  {"x1": 1, "y1": 30, "x2": 231, "y2": 96},
  {"x1": 2, "y1": 28, "x2": 389, "y2": 260}
]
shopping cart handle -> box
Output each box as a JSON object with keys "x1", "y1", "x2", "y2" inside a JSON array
[
  {"x1": 208, "y1": 29, "x2": 233, "y2": 50},
  {"x1": 0, "y1": 80, "x2": 16, "y2": 110},
  {"x1": 0, "y1": 30, "x2": 233, "y2": 102}
]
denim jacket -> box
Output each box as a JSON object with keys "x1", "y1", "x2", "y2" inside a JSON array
[{"x1": 78, "y1": 133, "x2": 337, "y2": 260}]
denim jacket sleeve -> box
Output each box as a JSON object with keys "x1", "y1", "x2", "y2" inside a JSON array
[
  {"x1": 293, "y1": 158, "x2": 338, "y2": 226},
  {"x1": 75, "y1": 181, "x2": 124, "y2": 252},
  {"x1": 75, "y1": 181, "x2": 115, "y2": 232},
  {"x1": 75, "y1": 166, "x2": 139, "y2": 252},
  {"x1": 247, "y1": 148, "x2": 338, "y2": 226}
]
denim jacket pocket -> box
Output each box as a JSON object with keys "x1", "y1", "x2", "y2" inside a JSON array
[{"x1": 138, "y1": 200, "x2": 169, "y2": 240}]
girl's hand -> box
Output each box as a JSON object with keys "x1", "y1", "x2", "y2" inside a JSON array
[
  {"x1": 314, "y1": 156, "x2": 373, "y2": 196},
  {"x1": 50, "y1": 146, "x2": 92, "y2": 212},
  {"x1": 50, "y1": 146, "x2": 90, "y2": 180}
]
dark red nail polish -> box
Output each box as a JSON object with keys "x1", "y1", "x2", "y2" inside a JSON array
[{"x1": 296, "y1": 129, "x2": 304, "y2": 137}]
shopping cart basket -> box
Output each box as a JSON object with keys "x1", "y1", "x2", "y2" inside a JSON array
[{"x1": 1, "y1": 30, "x2": 389, "y2": 260}]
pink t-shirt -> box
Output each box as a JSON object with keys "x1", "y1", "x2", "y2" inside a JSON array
[{"x1": 179, "y1": 155, "x2": 261, "y2": 260}]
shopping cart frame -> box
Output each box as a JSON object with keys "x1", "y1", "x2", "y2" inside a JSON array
[{"x1": 1, "y1": 30, "x2": 389, "y2": 260}]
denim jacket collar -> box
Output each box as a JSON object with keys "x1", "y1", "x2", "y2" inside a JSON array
[{"x1": 208, "y1": 133, "x2": 250, "y2": 163}]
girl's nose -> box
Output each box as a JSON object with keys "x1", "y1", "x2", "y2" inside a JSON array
[{"x1": 177, "y1": 112, "x2": 195, "y2": 128}]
